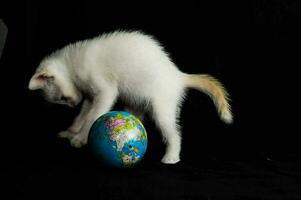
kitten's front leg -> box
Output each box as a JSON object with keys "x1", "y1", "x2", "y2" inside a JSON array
[
  {"x1": 70, "y1": 89, "x2": 118, "y2": 148},
  {"x1": 58, "y1": 99, "x2": 91, "y2": 139}
]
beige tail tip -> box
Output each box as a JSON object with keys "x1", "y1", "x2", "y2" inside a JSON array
[{"x1": 221, "y1": 111, "x2": 233, "y2": 124}]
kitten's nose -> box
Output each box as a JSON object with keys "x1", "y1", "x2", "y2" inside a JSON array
[{"x1": 67, "y1": 100, "x2": 77, "y2": 108}]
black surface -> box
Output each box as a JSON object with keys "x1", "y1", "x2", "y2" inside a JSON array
[{"x1": 1, "y1": 0, "x2": 301, "y2": 199}]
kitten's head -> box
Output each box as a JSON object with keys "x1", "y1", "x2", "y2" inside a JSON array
[{"x1": 28, "y1": 59, "x2": 82, "y2": 107}]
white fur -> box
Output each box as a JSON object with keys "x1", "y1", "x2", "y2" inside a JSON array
[{"x1": 29, "y1": 30, "x2": 232, "y2": 164}]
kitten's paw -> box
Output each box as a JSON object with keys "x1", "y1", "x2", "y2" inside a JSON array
[
  {"x1": 58, "y1": 130, "x2": 75, "y2": 139},
  {"x1": 161, "y1": 154, "x2": 180, "y2": 164},
  {"x1": 70, "y1": 134, "x2": 87, "y2": 148}
]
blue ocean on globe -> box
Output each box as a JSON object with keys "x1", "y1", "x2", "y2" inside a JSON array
[{"x1": 88, "y1": 111, "x2": 148, "y2": 168}]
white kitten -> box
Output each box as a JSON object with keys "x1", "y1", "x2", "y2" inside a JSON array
[{"x1": 28, "y1": 30, "x2": 232, "y2": 164}]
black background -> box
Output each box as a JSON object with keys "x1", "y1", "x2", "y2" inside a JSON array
[{"x1": 1, "y1": 0, "x2": 301, "y2": 199}]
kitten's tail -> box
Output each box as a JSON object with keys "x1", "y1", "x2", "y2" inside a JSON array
[{"x1": 184, "y1": 74, "x2": 233, "y2": 124}]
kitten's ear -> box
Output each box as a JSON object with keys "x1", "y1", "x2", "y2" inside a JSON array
[{"x1": 28, "y1": 72, "x2": 53, "y2": 90}]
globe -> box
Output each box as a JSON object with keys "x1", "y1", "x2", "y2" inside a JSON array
[{"x1": 88, "y1": 111, "x2": 148, "y2": 168}]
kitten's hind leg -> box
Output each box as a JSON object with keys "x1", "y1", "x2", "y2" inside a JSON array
[{"x1": 151, "y1": 93, "x2": 183, "y2": 164}]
